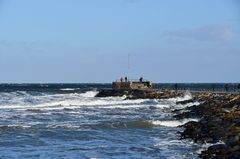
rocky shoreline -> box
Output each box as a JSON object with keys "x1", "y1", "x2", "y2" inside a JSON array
[
  {"x1": 96, "y1": 89, "x2": 240, "y2": 158},
  {"x1": 176, "y1": 92, "x2": 240, "y2": 159}
]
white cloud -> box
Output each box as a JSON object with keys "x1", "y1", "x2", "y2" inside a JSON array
[{"x1": 162, "y1": 26, "x2": 238, "y2": 42}]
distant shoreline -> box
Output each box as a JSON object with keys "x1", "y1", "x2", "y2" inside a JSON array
[{"x1": 0, "y1": 83, "x2": 239, "y2": 94}]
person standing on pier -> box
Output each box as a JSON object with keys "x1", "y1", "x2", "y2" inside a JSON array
[
  {"x1": 120, "y1": 77, "x2": 123, "y2": 82},
  {"x1": 125, "y1": 77, "x2": 128, "y2": 82},
  {"x1": 225, "y1": 84, "x2": 229, "y2": 92},
  {"x1": 174, "y1": 83, "x2": 178, "y2": 91}
]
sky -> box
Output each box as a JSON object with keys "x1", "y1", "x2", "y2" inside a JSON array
[{"x1": 0, "y1": 0, "x2": 239, "y2": 83}]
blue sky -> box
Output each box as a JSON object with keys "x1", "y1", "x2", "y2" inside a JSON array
[{"x1": 0, "y1": 0, "x2": 239, "y2": 83}]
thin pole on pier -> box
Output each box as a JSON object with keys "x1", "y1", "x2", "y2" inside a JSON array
[
  {"x1": 128, "y1": 54, "x2": 130, "y2": 70},
  {"x1": 128, "y1": 53, "x2": 130, "y2": 80}
]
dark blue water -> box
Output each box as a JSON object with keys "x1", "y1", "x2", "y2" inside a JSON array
[{"x1": 0, "y1": 84, "x2": 207, "y2": 158}]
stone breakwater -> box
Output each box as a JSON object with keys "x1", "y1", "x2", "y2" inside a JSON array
[
  {"x1": 96, "y1": 89, "x2": 184, "y2": 99},
  {"x1": 96, "y1": 89, "x2": 240, "y2": 159},
  {"x1": 176, "y1": 92, "x2": 240, "y2": 159}
]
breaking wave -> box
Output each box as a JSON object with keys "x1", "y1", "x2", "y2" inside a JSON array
[
  {"x1": 60, "y1": 88, "x2": 76, "y2": 91},
  {"x1": 0, "y1": 88, "x2": 201, "y2": 159},
  {"x1": 0, "y1": 119, "x2": 199, "y2": 131},
  {"x1": 79, "y1": 90, "x2": 99, "y2": 98},
  {"x1": 0, "y1": 90, "x2": 166, "y2": 110},
  {"x1": 166, "y1": 91, "x2": 192, "y2": 103},
  {"x1": 151, "y1": 118, "x2": 199, "y2": 127}
]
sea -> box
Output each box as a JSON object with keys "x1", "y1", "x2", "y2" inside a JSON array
[{"x1": 1, "y1": 83, "x2": 236, "y2": 159}]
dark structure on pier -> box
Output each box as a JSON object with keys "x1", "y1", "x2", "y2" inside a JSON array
[{"x1": 112, "y1": 79, "x2": 152, "y2": 90}]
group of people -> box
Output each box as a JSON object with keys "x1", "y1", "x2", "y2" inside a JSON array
[
  {"x1": 119, "y1": 77, "x2": 144, "y2": 82},
  {"x1": 120, "y1": 77, "x2": 128, "y2": 82}
]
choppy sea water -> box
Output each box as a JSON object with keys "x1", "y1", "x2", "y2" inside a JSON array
[{"x1": 0, "y1": 84, "x2": 202, "y2": 159}]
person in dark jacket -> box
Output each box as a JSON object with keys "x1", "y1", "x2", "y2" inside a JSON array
[
  {"x1": 225, "y1": 84, "x2": 229, "y2": 92},
  {"x1": 174, "y1": 83, "x2": 178, "y2": 91}
]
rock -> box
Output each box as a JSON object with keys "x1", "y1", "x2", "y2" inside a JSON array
[
  {"x1": 176, "y1": 92, "x2": 240, "y2": 158},
  {"x1": 176, "y1": 99, "x2": 194, "y2": 105},
  {"x1": 96, "y1": 89, "x2": 184, "y2": 99},
  {"x1": 227, "y1": 151, "x2": 240, "y2": 159},
  {"x1": 201, "y1": 144, "x2": 228, "y2": 158}
]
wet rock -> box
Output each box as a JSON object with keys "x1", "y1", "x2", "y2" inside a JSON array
[
  {"x1": 228, "y1": 151, "x2": 240, "y2": 159},
  {"x1": 200, "y1": 144, "x2": 228, "y2": 159},
  {"x1": 176, "y1": 99, "x2": 194, "y2": 105},
  {"x1": 176, "y1": 92, "x2": 240, "y2": 158},
  {"x1": 96, "y1": 89, "x2": 184, "y2": 99},
  {"x1": 96, "y1": 89, "x2": 127, "y2": 97}
]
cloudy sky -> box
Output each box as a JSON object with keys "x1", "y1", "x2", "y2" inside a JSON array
[{"x1": 0, "y1": 0, "x2": 239, "y2": 83}]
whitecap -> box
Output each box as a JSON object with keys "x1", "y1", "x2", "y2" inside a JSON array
[
  {"x1": 79, "y1": 91, "x2": 99, "y2": 98},
  {"x1": 150, "y1": 118, "x2": 199, "y2": 127},
  {"x1": 166, "y1": 91, "x2": 192, "y2": 103},
  {"x1": 60, "y1": 88, "x2": 76, "y2": 91}
]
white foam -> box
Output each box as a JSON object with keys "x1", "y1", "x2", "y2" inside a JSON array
[
  {"x1": 0, "y1": 91, "x2": 156, "y2": 110},
  {"x1": 152, "y1": 136, "x2": 200, "y2": 159},
  {"x1": 173, "y1": 101, "x2": 200, "y2": 110},
  {"x1": 79, "y1": 91, "x2": 99, "y2": 98},
  {"x1": 46, "y1": 123, "x2": 80, "y2": 129},
  {"x1": 60, "y1": 88, "x2": 76, "y2": 91},
  {"x1": 154, "y1": 104, "x2": 170, "y2": 109},
  {"x1": 151, "y1": 118, "x2": 199, "y2": 127},
  {"x1": 166, "y1": 91, "x2": 192, "y2": 103},
  {"x1": 0, "y1": 124, "x2": 31, "y2": 128},
  {"x1": 196, "y1": 140, "x2": 225, "y2": 154},
  {"x1": 0, "y1": 90, "x2": 195, "y2": 114}
]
